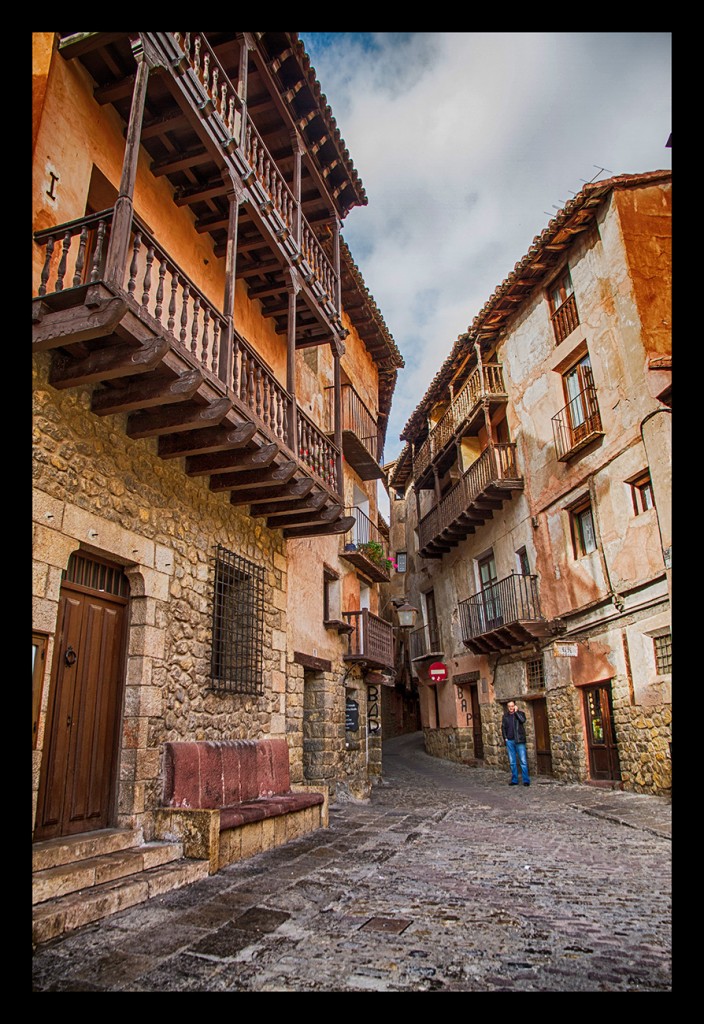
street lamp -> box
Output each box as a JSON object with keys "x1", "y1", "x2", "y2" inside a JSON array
[{"x1": 395, "y1": 601, "x2": 419, "y2": 630}]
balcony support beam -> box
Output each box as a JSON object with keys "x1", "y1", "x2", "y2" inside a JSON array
[{"x1": 286, "y1": 270, "x2": 300, "y2": 456}]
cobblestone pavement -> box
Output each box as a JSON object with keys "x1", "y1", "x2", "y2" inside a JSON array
[{"x1": 32, "y1": 732, "x2": 672, "y2": 992}]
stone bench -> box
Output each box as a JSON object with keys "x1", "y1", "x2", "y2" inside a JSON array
[{"x1": 154, "y1": 738, "x2": 328, "y2": 873}]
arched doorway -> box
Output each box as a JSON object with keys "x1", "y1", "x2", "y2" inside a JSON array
[{"x1": 34, "y1": 552, "x2": 130, "y2": 840}]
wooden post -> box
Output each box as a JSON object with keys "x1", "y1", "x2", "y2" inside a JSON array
[
  {"x1": 286, "y1": 270, "x2": 300, "y2": 456},
  {"x1": 237, "y1": 33, "x2": 253, "y2": 150},
  {"x1": 333, "y1": 342, "x2": 344, "y2": 497},
  {"x1": 220, "y1": 174, "x2": 244, "y2": 388},
  {"x1": 432, "y1": 465, "x2": 442, "y2": 506},
  {"x1": 331, "y1": 217, "x2": 342, "y2": 313},
  {"x1": 104, "y1": 37, "x2": 151, "y2": 289},
  {"x1": 290, "y1": 132, "x2": 303, "y2": 247}
]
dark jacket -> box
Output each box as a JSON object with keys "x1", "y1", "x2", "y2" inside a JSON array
[{"x1": 501, "y1": 709, "x2": 527, "y2": 744}]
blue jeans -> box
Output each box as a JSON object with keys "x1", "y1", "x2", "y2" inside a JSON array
[{"x1": 506, "y1": 740, "x2": 530, "y2": 784}]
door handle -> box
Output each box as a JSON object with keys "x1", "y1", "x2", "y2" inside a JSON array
[{"x1": 64, "y1": 645, "x2": 77, "y2": 667}]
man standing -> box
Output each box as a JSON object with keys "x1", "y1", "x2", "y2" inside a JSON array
[{"x1": 501, "y1": 700, "x2": 530, "y2": 786}]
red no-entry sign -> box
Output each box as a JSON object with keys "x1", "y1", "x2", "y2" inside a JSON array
[{"x1": 429, "y1": 662, "x2": 448, "y2": 682}]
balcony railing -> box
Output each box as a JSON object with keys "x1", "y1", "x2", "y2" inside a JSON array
[
  {"x1": 171, "y1": 32, "x2": 337, "y2": 314},
  {"x1": 339, "y1": 507, "x2": 390, "y2": 582},
  {"x1": 342, "y1": 609, "x2": 394, "y2": 669},
  {"x1": 409, "y1": 623, "x2": 443, "y2": 661},
  {"x1": 324, "y1": 382, "x2": 382, "y2": 479},
  {"x1": 413, "y1": 363, "x2": 506, "y2": 478},
  {"x1": 550, "y1": 292, "x2": 579, "y2": 345},
  {"x1": 33, "y1": 208, "x2": 340, "y2": 491},
  {"x1": 418, "y1": 442, "x2": 520, "y2": 554},
  {"x1": 551, "y1": 386, "x2": 603, "y2": 461},
  {"x1": 458, "y1": 573, "x2": 563, "y2": 654}
]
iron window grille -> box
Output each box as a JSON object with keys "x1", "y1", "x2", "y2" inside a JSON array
[
  {"x1": 526, "y1": 656, "x2": 545, "y2": 689},
  {"x1": 653, "y1": 633, "x2": 672, "y2": 675},
  {"x1": 210, "y1": 544, "x2": 265, "y2": 694}
]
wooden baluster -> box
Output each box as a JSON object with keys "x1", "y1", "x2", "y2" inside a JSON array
[
  {"x1": 168, "y1": 271, "x2": 178, "y2": 334},
  {"x1": 141, "y1": 244, "x2": 154, "y2": 313},
  {"x1": 211, "y1": 65, "x2": 218, "y2": 108},
  {"x1": 227, "y1": 95, "x2": 235, "y2": 137},
  {"x1": 38, "y1": 236, "x2": 54, "y2": 296},
  {"x1": 203, "y1": 52, "x2": 211, "y2": 92},
  {"x1": 182, "y1": 33, "x2": 191, "y2": 60},
  {"x1": 232, "y1": 332, "x2": 240, "y2": 395},
  {"x1": 248, "y1": 352, "x2": 256, "y2": 407},
  {"x1": 193, "y1": 35, "x2": 201, "y2": 78},
  {"x1": 155, "y1": 256, "x2": 166, "y2": 322},
  {"x1": 201, "y1": 306, "x2": 210, "y2": 365},
  {"x1": 180, "y1": 283, "x2": 190, "y2": 345},
  {"x1": 72, "y1": 226, "x2": 88, "y2": 287},
  {"x1": 211, "y1": 318, "x2": 220, "y2": 375},
  {"x1": 90, "y1": 219, "x2": 107, "y2": 283},
  {"x1": 55, "y1": 230, "x2": 71, "y2": 291},
  {"x1": 255, "y1": 364, "x2": 262, "y2": 418},
  {"x1": 191, "y1": 295, "x2": 201, "y2": 356},
  {"x1": 262, "y1": 375, "x2": 270, "y2": 429},
  {"x1": 127, "y1": 229, "x2": 141, "y2": 297}
]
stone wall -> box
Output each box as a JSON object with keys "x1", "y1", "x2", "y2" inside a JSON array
[
  {"x1": 614, "y1": 700, "x2": 672, "y2": 795},
  {"x1": 33, "y1": 353, "x2": 293, "y2": 836},
  {"x1": 423, "y1": 726, "x2": 474, "y2": 763}
]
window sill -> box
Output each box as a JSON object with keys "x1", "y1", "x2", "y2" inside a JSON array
[{"x1": 324, "y1": 618, "x2": 355, "y2": 635}]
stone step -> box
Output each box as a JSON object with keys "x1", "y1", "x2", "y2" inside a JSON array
[
  {"x1": 32, "y1": 856, "x2": 211, "y2": 947},
  {"x1": 32, "y1": 827, "x2": 145, "y2": 873},
  {"x1": 33, "y1": 839, "x2": 186, "y2": 905}
]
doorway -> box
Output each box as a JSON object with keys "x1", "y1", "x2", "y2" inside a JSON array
[
  {"x1": 583, "y1": 683, "x2": 621, "y2": 782},
  {"x1": 34, "y1": 553, "x2": 129, "y2": 840},
  {"x1": 468, "y1": 683, "x2": 484, "y2": 759},
  {"x1": 531, "y1": 698, "x2": 553, "y2": 775}
]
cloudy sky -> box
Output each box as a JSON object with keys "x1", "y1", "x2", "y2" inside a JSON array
[{"x1": 299, "y1": 32, "x2": 672, "y2": 465}]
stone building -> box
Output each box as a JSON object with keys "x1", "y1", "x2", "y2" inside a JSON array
[
  {"x1": 32, "y1": 28, "x2": 403, "y2": 876},
  {"x1": 387, "y1": 170, "x2": 671, "y2": 795}
]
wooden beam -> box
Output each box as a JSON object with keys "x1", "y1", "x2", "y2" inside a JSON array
[
  {"x1": 91, "y1": 367, "x2": 204, "y2": 416},
  {"x1": 126, "y1": 397, "x2": 232, "y2": 439},
  {"x1": 266, "y1": 504, "x2": 342, "y2": 529},
  {"x1": 158, "y1": 419, "x2": 256, "y2": 459},
  {"x1": 228, "y1": 477, "x2": 313, "y2": 506},
  {"x1": 58, "y1": 32, "x2": 128, "y2": 59},
  {"x1": 185, "y1": 442, "x2": 278, "y2": 476},
  {"x1": 210, "y1": 460, "x2": 296, "y2": 492},
  {"x1": 249, "y1": 490, "x2": 327, "y2": 518},
  {"x1": 282, "y1": 515, "x2": 355, "y2": 539},
  {"x1": 151, "y1": 148, "x2": 213, "y2": 177},
  {"x1": 48, "y1": 335, "x2": 169, "y2": 388}
]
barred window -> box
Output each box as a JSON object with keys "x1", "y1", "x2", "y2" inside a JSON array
[
  {"x1": 526, "y1": 656, "x2": 545, "y2": 689},
  {"x1": 653, "y1": 633, "x2": 672, "y2": 675},
  {"x1": 210, "y1": 545, "x2": 265, "y2": 694}
]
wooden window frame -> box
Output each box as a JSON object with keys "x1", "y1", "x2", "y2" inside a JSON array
[
  {"x1": 569, "y1": 497, "x2": 597, "y2": 557},
  {"x1": 629, "y1": 471, "x2": 655, "y2": 515}
]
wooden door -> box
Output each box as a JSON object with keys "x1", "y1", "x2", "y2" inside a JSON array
[
  {"x1": 469, "y1": 684, "x2": 484, "y2": 759},
  {"x1": 583, "y1": 684, "x2": 621, "y2": 782},
  {"x1": 35, "y1": 556, "x2": 128, "y2": 840},
  {"x1": 531, "y1": 698, "x2": 553, "y2": 775}
]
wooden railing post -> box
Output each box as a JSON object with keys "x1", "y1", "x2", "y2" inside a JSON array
[
  {"x1": 333, "y1": 342, "x2": 344, "y2": 497},
  {"x1": 104, "y1": 37, "x2": 152, "y2": 290},
  {"x1": 286, "y1": 269, "x2": 300, "y2": 456},
  {"x1": 220, "y1": 174, "x2": 244, "y2": 388}
]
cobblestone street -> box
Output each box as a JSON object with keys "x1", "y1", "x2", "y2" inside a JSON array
[{"x1": 32, "y1": 732, "x2": 671, "y2": 993}]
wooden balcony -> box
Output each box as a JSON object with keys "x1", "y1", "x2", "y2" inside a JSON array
[
  {"x1": 550, "y1": 292, "x2": 579, "y2": 345},
  {"x1": 325, "y1": 383, "x2": 383, "y2": 481},
  {"x1": 339, "y1": 507, "x2": 391, "y2": 583},
  {"x1": 458, "y1": 574, "x2": 564, "y2": 655},
  {"x1": 409, "y1": 624, "x2": 443, "y2": 663},
  {"x1": 55, "y1": 32, "x2": 355, "y2": 348},
  {"x1": 413, "y1": 363, "x2": 507, "y2": 483},
  {"x1": 32, "y1": 209, "x2": 353, "y2": 538},
  {"x1": 342, "y1": 610, "x2": 394, "y2": 670},
  {"x1": 551, "y1": 386, "x2": 604, "y2": 461},
  {"x1": 417, "y1": 443, "x2": 523, "y2": 559}
]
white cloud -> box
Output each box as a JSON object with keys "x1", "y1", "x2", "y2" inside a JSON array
[{"x1": 302, "y1": 32, "x2": 672, "y2": 460}]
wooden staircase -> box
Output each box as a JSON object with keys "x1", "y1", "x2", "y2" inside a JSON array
[{"x1": 32, "y1": 827, "x2": 210, "y2": 947}]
